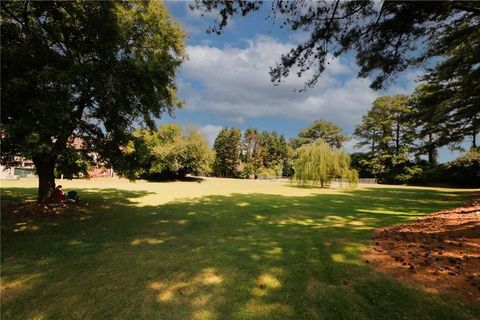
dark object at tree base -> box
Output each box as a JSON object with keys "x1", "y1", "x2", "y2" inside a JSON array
[{"x1": 66, "y1": 191, "x2": 79, "y2": 203}]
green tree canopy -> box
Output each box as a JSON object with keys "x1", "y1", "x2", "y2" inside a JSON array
[
  {"x1": 409, "y1": 19, "x2": 480, "y2": 160},
  {"x1": 119, "y1": 124, "x2": 213, "y2": 180},
  {"x1": 297, "y1": 119, "x2": 348, "y2": 149},
  {"x1": 349, "y1": 152, "x2": 375, "y2": 179},
  {"x1": 242, "y1": 128, "x2": 262, "y2": 177},
  {"x1": 418, "y1": 19, "x2": 480, "y2": 149},
  {"x1": 213, "y1": 127, "x2": 243, "y2": 177},
  {"x1": 293, "y1": 139, "x2": 358, "y2": 188},
  {"x1": 1, "y1": 1, "x2": 186, "y2": 201},
  {"x1": 409, "y1": 83, "x2": 451, "y2": 165},
  {"x1": 354, "y1": 95, "x2": 416, "y2": 183},
  {"x1": 215, "y1": 127, "x2": 289, "y2": 179},
  {"x1": 259, "y1": 131, "x2": 288, "y2": 171}
]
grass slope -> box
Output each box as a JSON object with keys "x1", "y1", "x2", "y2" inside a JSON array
[{"x1": 1, "y1": 178, "x2": 479, "y2": 319}]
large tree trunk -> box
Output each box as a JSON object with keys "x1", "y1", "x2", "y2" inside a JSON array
[
  {"x1": 473, "y1": 114, "x2": 477, "y2": 149},
  {"x1": 427, "y1": 133, "x2": 437, "y2": 166},
  {"x1": 395, "y1": 120, "x2": 400, "y2": 156},
  {"x1": 371, "y1": 129, "x2": 376, "y2": 154},
  {"x1": 33, "y1": 156, "x2": 56, "y2": 203}
]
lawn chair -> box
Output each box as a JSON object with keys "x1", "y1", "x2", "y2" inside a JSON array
[{"x1": 66, "y1": 191, "x2": 79, "y2": 203}]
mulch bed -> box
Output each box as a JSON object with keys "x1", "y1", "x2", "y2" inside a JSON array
[{"x1": 364, "y1": 199, "x2": 480, "y2": 306}]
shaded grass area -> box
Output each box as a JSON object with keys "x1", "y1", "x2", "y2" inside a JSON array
[{"x1": 1, "y1": 183, "x2": 479, "y2": 319}]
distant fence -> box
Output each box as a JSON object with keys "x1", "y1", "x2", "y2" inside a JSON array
[
  {"x1": 255, "y1": 177, "x2": 291, "y2": 182},
  {"x1": 358, "y1": 178, "x2": 377, "y2": 184},
  {"x1": 252, "y1": 177, "x2": 378, "y2": 185},
  {"x1": 14, "y1": 167, "x2": 37, "y2": 178}
]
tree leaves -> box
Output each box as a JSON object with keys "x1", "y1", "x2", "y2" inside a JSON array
[
  {"x1": 293, "y1": 139, "x2": 358, "y2": 188},
  {"x1": 1, "y1": 1, "x2": 186, "y2": 199},
  {"x1": 298, "y1": 119, "x2": 348, "y2": 149}
]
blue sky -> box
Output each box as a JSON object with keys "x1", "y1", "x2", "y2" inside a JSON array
[{"x1": 161, "y1": 1, "x2": 473, "y2": 162}]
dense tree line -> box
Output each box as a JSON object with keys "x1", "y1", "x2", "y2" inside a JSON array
[
  {"x1": 117, "y1": 124, "x2": 213, "y2": 180},
  {"x1": 213, "y1": 127, "x2": 291, "y2": 179},
  {"x1": 208, "y1": 92, "x2": 478, "y2": 187},
  {"x1": 353, "y1": 88, "x2": 479, "y2": 187},
  {"x1": 212, "y1": 121, "x2": 356, "y2": 187}
]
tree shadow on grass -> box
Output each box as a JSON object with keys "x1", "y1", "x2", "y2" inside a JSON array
[
  {"x1": 0, "y1": 187, "x2": 154, "y2": 203},
  {"x1": 1, "y1": 188, "x2": 155, "y2": 257},
  {"x1": 1, "y1": 186, "x2": 478, "y2": 319}
]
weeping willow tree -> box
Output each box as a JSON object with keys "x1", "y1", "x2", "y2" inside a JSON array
[{"x1": 293, "y1": 140, "x2": 358, "y2": 188}]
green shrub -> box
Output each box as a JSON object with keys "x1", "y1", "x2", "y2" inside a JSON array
[
  {"x1": 408, "y1": 149, "x2": 480, "y2": 187},
  {"x1": 257, "y1": 167, "x2": 277, "y2": 179},
  {"x1": 445, "y1": 149, "x2": 480, "y2": 187}
]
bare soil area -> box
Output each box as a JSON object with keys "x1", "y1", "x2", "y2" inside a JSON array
[{"x1": 365, "y1": 199, "x2": 480, "y2": 306}]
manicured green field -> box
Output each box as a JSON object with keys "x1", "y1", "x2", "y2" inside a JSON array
[{"x1": 1, "y1": 178, "x2": 479, "y2": 319}]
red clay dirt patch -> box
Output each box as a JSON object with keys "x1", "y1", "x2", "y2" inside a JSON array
[{"x1": 364, "y1": 201, "x2": 480, "y2": 306}]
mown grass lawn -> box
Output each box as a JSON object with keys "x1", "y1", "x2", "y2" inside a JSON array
[{"x1": 1, "y1": 178, "x2": 479, "y2": 319}]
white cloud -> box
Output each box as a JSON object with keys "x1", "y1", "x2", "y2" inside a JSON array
[
  {"x1": 343, "y1": 137, "x2": 369, "y2": 154},
  {"x1": 288, "y1": 31, "x2": 311, "y2": 44},
  {"x1": 178, "y1": 35, "x2": 414, "y2": 133},
  {"x1": 198, "y1": 124, "x2": 223, "y2": 146}
]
